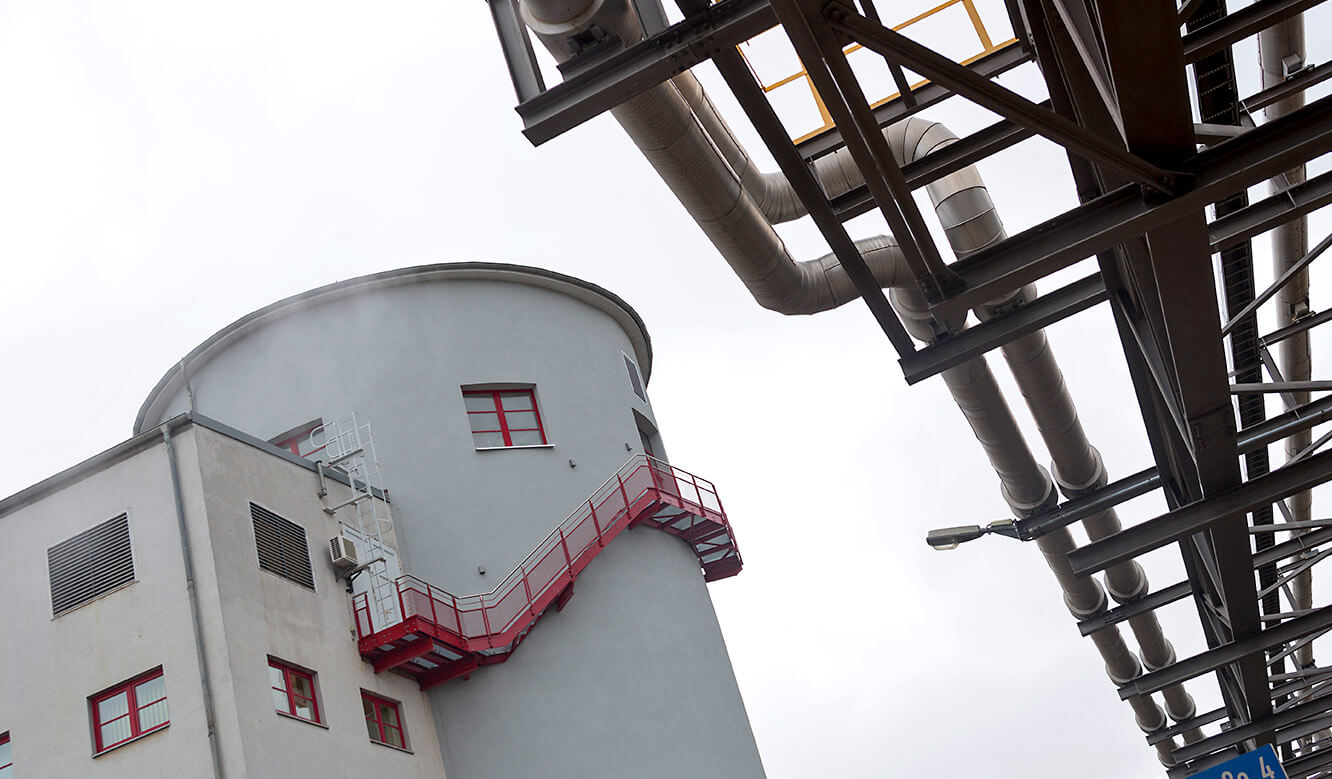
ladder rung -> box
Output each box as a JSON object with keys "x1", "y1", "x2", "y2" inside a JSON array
[{"x1": 326, "y1": 446, "x2": 365, "y2": 466}]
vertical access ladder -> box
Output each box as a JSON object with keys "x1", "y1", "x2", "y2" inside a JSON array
[{"x1": 314, "y1": 413, "x2": 401, "y2": 630}]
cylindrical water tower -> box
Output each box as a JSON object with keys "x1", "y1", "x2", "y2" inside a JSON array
[{"x1": 135, "y1": 263, "x2": 765, "y2": 779}]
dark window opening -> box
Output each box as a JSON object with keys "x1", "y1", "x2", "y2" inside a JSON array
[{"x1": 623, "y1": 353, "x2": 647, "y2": 402}]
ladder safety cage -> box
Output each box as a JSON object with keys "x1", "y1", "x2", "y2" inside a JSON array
[{"x1": 315, "y1": 413, "x2": 401, "y2": 632}]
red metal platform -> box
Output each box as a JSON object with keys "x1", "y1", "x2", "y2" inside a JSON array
[{"x1": 350, "y1": 455, "x2": 741, "y2": 689}]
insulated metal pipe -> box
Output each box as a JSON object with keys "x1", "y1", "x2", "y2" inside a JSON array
[
  {"x1": 518, "y1": 1, "x2": 1185, "y2": 761},
  {"x1": 1258, "y1": 16, "x2": 1326, "y2": 754},
  {"x1": 1260, "y1": 16, "x2": 1314, "y2": 671},
  {"x1": 974, "y1": 292, "x2": 1203, "y2": 743},
  {"x1": 892, "y1": 288, "x2": 1175, "y2": 764}
]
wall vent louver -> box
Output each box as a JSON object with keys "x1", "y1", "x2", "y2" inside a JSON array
[
  {"x1": 252, "y1": 503, "x2": 315, "y2": 590},
  {"x1": 48, "y1": 513, "x2": 134, "y2": 617}
]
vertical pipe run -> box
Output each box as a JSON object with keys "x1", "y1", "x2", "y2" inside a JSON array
[
  {"x1": 1260, "y1": 18, "x2": 1314, "y2": 670},
  {"x1": 162, "y1": 423, "x2": 224, "y2": 779}
]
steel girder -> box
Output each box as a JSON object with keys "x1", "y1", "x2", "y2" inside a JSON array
[{"x1": 486, "y1": 0, "x2": 1332, "y2": 770}]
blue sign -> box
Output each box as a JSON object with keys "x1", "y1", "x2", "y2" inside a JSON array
[{"x1": 1191, "y1": 745, "x2": 1287, "y2": 779}]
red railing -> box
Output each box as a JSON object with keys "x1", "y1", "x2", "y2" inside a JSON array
[{"x1": 353, "y1": 455, "x2": 732, "y2": 649}]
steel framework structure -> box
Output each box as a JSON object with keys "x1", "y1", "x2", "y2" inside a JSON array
[{"x1": 488, "y1": 0, "x2": 1332, "y2": 774}]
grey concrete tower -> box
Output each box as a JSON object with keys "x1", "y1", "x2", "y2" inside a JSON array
[{"x1": 135, "y1": 263, "x2": 765, "y2": 779}]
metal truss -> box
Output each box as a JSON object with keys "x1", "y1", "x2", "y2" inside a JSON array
[{"x1": 486, "y1": 0, "x2": 1332, "y2": 773}]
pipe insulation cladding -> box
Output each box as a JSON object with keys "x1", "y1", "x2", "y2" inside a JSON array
[
  {"x1": 1259, "y1": 15, "x2": 1323, "y2": 750},
  {"x1": 518, "y1": 0, "x2": 1208, "y2": 762}
]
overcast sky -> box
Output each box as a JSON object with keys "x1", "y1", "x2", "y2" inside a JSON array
[{"x1": 4, "y1": 1, "x2": 1332, "y2": 776}]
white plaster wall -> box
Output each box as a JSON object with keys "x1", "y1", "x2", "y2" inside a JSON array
[
  {"x1": 0, "y1": 425, "x2": 451, "y2": 778},
  {"x1": 0, "y1": 435, "x2": 220, "y2": 778},
  {"x1": 191, "y1": 425, "x2": 447, "y2": 778},
  {"x1": 139, "y1": 271, "x2": 765, "y2": 779}
]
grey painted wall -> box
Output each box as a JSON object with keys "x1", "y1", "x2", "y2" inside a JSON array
[{"x1": 138, "y1": 266, "x2": 765, "y2": 778}]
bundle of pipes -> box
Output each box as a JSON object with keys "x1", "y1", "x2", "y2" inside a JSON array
[{"x1": 517, "y1": 0, "x2": 1202, "y2": 763}]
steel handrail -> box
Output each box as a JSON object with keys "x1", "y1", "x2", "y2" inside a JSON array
[{"x1": 353, "y1": 454, "x2": 735, "y2": 642}]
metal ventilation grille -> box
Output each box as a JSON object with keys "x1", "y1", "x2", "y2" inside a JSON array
[
  {"x1": 48, "y1": 513, "x2": 134, "y2": 617},
  {"x1": 624, "y1": 353, "x2": 646, "y2": 401},
  {"x1": 252, "y1": 503, "x2": 315, "y2": 590}
]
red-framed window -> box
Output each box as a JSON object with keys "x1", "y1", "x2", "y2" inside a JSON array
[
  {"x1": 90, "y1": 668, "x2": 169, "y2": 754},
  {"x1": 271, "y1": 420, "x2": 327, "y2": 459},
  {"x1": 269, "y1": 659, "x2": 321, "y2": 724},
  {"x1": 362, "y1": 692, "x2": 406, "y2": 749},
  {"x1": 462, "y1": 389, "x2": 547, "y2": 448},
  {"x1": 0, "y1": 731, "x2": 12, "y2": 777}
]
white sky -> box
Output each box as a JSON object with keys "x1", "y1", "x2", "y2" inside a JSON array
[{"x1": 3, "y1": 1, "x2": 1332, "y2": 776}]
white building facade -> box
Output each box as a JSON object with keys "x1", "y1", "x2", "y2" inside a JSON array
[
  {"x1": 0, "y1": 264, "x2": 763, "y2": 778},
  {"x1": 0, "y1": 418, "x2": 448, "y2": 778}
]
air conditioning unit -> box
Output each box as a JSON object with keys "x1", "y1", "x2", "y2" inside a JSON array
[{"x1": 329, "y1": 536, "x2": 359, "y2": 572}]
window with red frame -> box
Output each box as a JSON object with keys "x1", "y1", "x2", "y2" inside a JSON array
[
  {"x1": 269, "y1": 659, "x2": 320, "y2": 724},
  {"x1": 91, "y1": 668, "x2": 169, "y2": 754},
  {"x1": 0, "y1": 731, "x2": 11, "y2": 777},
  {"x1": 362, "y1": 692, "x2": 406, "y2": 749},
  {"x1": 269, "y1": 420, "x2": 327, "y2": 459},
  {"x1": 462, "y1": 389, "x2": 547, "y2": 448}
]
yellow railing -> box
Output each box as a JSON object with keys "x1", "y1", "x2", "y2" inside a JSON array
[{"x1": 739, "y1": 0, "x2": 1018, "y2": 143}]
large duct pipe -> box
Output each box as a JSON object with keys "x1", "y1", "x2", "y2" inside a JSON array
[
  {"x1": 1260, "y1": 17, "x2": 1314, "y2": 669},
  {"x1": 519, "y1": 1, "x2": 1185, "y2": 762},
  {"x1": 892, "y1": 288, "x2": 1176, "y2": 764},
  {"x1": 975, "y1": 294, "x2": 1203, "y2": 743},
  {"x1": 1259, "y1": 17, "x2": 1325, "y2": 756}
]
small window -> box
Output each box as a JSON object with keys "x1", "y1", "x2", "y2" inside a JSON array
[
  {"x1": 269, "y1": 659, "x2": 321, "y2": 724},
  {"x1": 49, "y1": 514, "x2": 135, "y2": 617},
  {"x1": 623, "y1": 353, "x2": 647, "y2": 402},
  {"x1": 0, "y1": 732, "x2": 11, "y2": 777},
  {"x1": 462, "y1": 389, "x2": 548, "y2": 448},
  {"x1": 362, "y1": 692, "x2": 406, "y2": 749},
  {"x1": 91, "y1": 668, "x2": 169, "y2": 754},
  {"x1": 251, "y1": 504, "x2": 315, "y2": 590},
  {"x1": 269, "y1": 420, "x2": 327, "y2": 459}
]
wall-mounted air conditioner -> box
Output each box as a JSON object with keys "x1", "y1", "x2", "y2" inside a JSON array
[{"x1": 329, "y1": 535, "x2": 359, "y2": 572}]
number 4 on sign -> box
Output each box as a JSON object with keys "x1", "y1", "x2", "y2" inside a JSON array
[{"x1": 1191, "y1": 745, "x2": 1287, "y2": 779}]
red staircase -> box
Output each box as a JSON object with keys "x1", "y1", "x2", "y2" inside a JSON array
[{"x1": 350, "y1": 455, "x2": 741, "y2": 689}]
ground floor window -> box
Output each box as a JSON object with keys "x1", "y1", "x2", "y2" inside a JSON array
[{"x1": 91, "y1": 668, "x2": 169, "y2": 754}]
